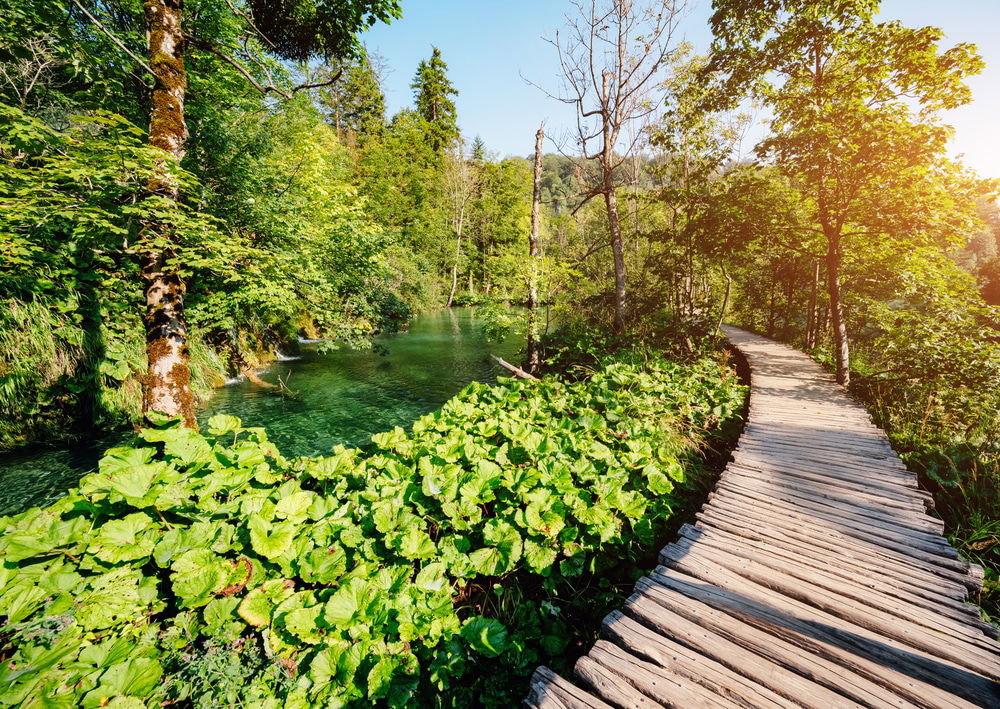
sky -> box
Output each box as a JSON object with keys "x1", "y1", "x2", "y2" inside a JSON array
[{"x1": 361, "y1": 1, "x2": 1000, "y2": 177}]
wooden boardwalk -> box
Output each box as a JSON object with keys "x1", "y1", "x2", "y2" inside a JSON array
[{"x1": 525, "y1": 326, "x2": 1000, "y2": 708}]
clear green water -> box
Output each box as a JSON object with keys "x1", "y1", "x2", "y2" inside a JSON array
[{"x1": 0, "y1": 308, "x2": 520, "y2": 516}]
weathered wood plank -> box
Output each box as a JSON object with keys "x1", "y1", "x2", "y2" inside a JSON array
[
  {"x1": 712, "y1": 479, "x2": 959, "y2": 555},
  {"x1": 601, "y1": 610, "x2": 810, "y2": 709},
  {"x1": 649, "y1": 559, "x2": 1000, "y2": 698},
  {"x1": 673, "y1": 524, "x2": 1000, "y2": 653},
  {"x1": 698, "y1": 498, "x2": 981, "y2": 593},
  {"x1": 587, "y1": 640, "x2": 748, "y2": 708},
  {"x1": 526, "y1": 666, "x2": 612, "y2": 709},
  {"x1": 695, "y1": 505, "x2": 982, "y2": 614}
]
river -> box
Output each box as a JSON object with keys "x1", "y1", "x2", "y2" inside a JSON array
[{"x1": 0, "y1": 308, "x2": 521, "y2": 516}]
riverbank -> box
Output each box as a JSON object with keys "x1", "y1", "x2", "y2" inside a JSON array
[{"x1": 0, "y1": 308, "x2": 519, "y2": 515}]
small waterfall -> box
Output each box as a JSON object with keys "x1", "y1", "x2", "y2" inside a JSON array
[{"x1": 275, "y1": 347, "x2": 301, "y2": 362}]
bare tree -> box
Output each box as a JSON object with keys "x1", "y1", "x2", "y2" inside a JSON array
[
  {"x1": 525, "y1": 122, "x2": 545, "y2": 374},
  {"x1": 0, "y1": 37, "x2": 67, "y2": 113},
  {"x1": 542, "y1": 0, "x2": 684, "y2": 333},
  {"x1": 444, "y1": 141, "x2": 476, "y2": 307}
]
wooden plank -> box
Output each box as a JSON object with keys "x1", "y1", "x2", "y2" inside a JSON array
[
  {"x1": 638, "y1": 572, "x2": 997, "y2": 709},
  {"x1": 526, "y1": 666, "x2": 612, "y2": 709},
  {"x1": 674, "y1": 524, "x2": 1000, "y2": 653},
  {"x1": 717, "y1": 469, "x2": 948, "y2": 543},
  {"x1": 725, "y1": 459, "x2": 929, "y2": 511},
  {"x1": 659, "y1": 539, "x2": 1000, "y2": 673},
  {"x1": 736, "y1": 439, "x2": 910, "y2": 475},
  {"x1": 741, "y1": 423, "x2": 896, "y2": 452},
  {"x1": 604, "y1": 608, "x2": 862, "y2": 708},
  {"x1": 587, "y1": 640, "x2": 747, "y2": 708},
  {"x1": 728, "y1": 450, "x2": 921, "y2": 496},
  {"x1": 709, "y1": 472, "x2": 956, "y2": 548},
  {"x1": 626, "y1": 588, "x2": 915, "y2": 709},
  {"x1": 647, "y1": 561, "x2": 1000, "y2": 702},
  {"x1": 695, "y1": 504, "x2": 979, "y2": 611},
  {"x1": 731, "y1": 451, "x2": 925, "y2": 498},
  {"x1": 574, "y1": 655, "x2": 663, "y2": 707},
  {"x1": 697, "y1": 499, "x2": 980, "y2": 594}
]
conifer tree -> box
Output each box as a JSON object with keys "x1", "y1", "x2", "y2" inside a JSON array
[
  {"x1": 411, "y1": 46, "x2": 459, "y2": 152},
  {"x1": 316, "y1": 52, "x2": 386, "y2": 143}
]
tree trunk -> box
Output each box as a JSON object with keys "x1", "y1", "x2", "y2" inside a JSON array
[
  {"x1": 826, "y1": 240, "x2": 850, "y2": 385},
  {"x1": 141, "y1": 0, "x2": 195, "y2": 427},
  {"x1": 805, "y1": 258, "x2": 820, "y2": 349},
  {"x1": 717, "y1": 265, "x2": 732, "y2": 333},
  {"x1": 604, "y1": 183, "x2": 627, "y2": 334},
  {"x1": 766, "y1": 280, "x2": 777, "y2": 338},
  {"x1": 446, "y1": 231, "x2": 461, "y2": 307},
  {"x1": 525, "y1": 123, "x2": 544, "y2": 374},
  {"x1": 467, "y1": 270, "x2": 473, "y2": 296}
]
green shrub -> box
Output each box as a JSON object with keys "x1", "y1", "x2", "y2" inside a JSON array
[{"x1": 0, "y1": 354, "x2": 745, "y2": 706}]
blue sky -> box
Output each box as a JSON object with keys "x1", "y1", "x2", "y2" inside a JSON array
[{"x1": 361, "y1": 1, "x2": 1000, "y2": 177}]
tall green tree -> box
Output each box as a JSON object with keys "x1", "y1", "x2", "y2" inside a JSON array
[
  {"x1": 411, "y1": 46, "x2": 458, "y2": 152},
  {"x1": 707, "y1": 0, "x2": 986, "y2": 384},
  {"x1": 314, "y1": 51, "x2": 386, "y2": 143},
  {"x1": 64, "y1": 0, "x2": 401, "y2": 424}
]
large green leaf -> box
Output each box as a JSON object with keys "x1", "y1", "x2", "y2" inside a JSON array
[
  {"x1": 460, "y1": 617, "x2": 508, "y2": 657},
  {"x1": 91, "y1": 513, "x2": 156, "y2": 563},
  {"x1": 248, "y1": 514, "x2": 297, "y2": 560}
]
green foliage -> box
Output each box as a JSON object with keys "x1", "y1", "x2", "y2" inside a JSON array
[
  {"x1": 0, "y1": 354, "x2": 745, "y2": 706},
  {"x1": 245, "y1": 0, "x2": 402, "y2": 63},
  {"x1": 411, "y1": 47, "x2": 459, "y2": 153},
  {"x1": 314, "y1": 52, "x2": 387, "y2": 143}
]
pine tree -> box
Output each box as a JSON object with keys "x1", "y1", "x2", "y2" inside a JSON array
[
  {"x1": 470, "y1": 135, "x2": 486, "y2": 163},
  {"x1": 411, "y1": 46, "x2": 458, "y2": 152},
  {"x1": 316, "y1": 52, "x2": 386, "y2": 143}
]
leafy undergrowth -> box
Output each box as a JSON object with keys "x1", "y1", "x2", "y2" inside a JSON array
[{"x1": 0, "y1": 353, "x2": 745, "y2": 707}]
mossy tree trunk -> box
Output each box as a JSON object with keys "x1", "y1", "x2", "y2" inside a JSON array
[{"x1": 141, "y1": 0, "x2": 196, "y2": 427}]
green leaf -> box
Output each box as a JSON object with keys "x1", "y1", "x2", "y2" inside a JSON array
[
  {"x1": 91, "y1": 513, "x2": 156, "y2": 563},
  {"x1": 460, "y1": 616, "x2": 508, "y2": 657},
  {"x1": 523, "y1": 539, "x2": 558, "y2": 574},
  {"x1": 324, "y1": 578, "x2": 369, "y2": 627},
  {"x1": 237, "y1": 580, "x2": 293, "y2": 628},
  {"x1": 299, "y1": 546, "x2": 347, "y2": 584},
  {"x1": 398, "y1": 527, "x2": 435, "y2": 560},
  {"x1": 367, "y1": 656, "x2": 399, "y2": 700},
  {"x1": 207, "y1": 414, "x2": 243, "y2": 435},
  {"x1": 170, "y1": 549, "x2": 227, "y2": 607},
  {"x1": 413, "y1": 562, "x2": 448, "y2": 592},
  {"x1": 248, "y1": 515, "x2": 296, "y2": 560},
  {"x1": 283, "y1": 605, "x2": 324, "y2": 644},
  {"x1": 275, "y1": 491, "x2": 314, "y2": 523}
]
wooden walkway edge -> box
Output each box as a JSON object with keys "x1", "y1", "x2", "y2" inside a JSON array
[{"x1": 525, "y1": 326, "x2": 1000, "y2": 708}]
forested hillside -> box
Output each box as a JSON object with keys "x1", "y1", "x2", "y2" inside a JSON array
[{"x1": 1, "y1": 0, "x2": 999, "y2": 706}]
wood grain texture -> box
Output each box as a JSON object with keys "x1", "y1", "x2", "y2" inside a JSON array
[{"x1": 525, "y1": 326, "x2": 999, "y2": 708}]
